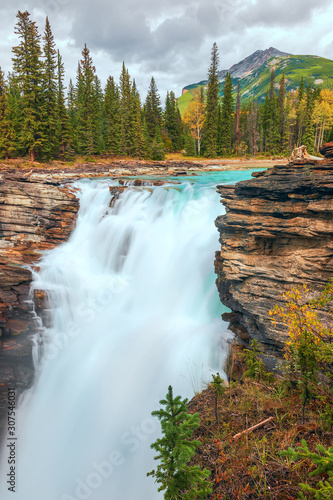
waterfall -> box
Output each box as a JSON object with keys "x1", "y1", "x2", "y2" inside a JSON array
[{"x1": 0, "y1": 172, "x2": 247, "y2": 500}]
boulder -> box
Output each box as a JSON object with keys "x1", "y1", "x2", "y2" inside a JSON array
[{"x1": 319, "y1": 141, "x2": 333, "y2": 158}]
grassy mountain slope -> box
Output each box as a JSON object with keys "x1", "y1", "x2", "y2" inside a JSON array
[{"x1": 177, "y1": 53, "x2": 333, "y2": 115}]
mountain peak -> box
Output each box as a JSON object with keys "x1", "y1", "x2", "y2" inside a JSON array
[{"x1": 218, "y1": 47, "x2": 292, "y2": 80}]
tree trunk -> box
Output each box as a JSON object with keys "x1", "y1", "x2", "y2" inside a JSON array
[
  {"x1": 30, "y1": 148, "x2": 35, "y2": 162},
  {"x1": 253, "y1": 109, "x2": 257, "y2": 156},
  {"x1": 235, "y1": 110, "x2": 240, "y2": 156},
  {"x1": 197, "y1": 124, "x2": 201, "y2": 156}
]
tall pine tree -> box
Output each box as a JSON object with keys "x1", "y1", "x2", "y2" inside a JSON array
[
  {"x1": 56, "y1": 50, "x2": 71, "y2": 157},
  {"x1": 295, "y1": 76, "x2": 306, "y2": 146},
  {"x1": 12, "y1": 10, "x2": 44, "y2": 161},
  {"x1": 6, "y1": 73, "x2": 22, "y2": 157},
  {"x1": 119, "y1": 62, "x2": 133, "y2": 155},
  {"x1": 148, "y1": 386, "x2": 212, "y2": 499},
  {"x1": 76, "y1": 44, "x2": 97, "y2": 155},
  {"x1": 203, "y1": 43, "x2": 220, "y2": 157},
  {"x1": 0, "y1": 69, "x2": 14, "y2": 159},
  {"x1": 131, "y1": 80, "x2": 146, "y2": 158},
  {"x1": 303, "y1": 84, "x2": 315, "y2": 154},
  {"x1": 164, "y1": 91, "x2": 182, "y2": 152},
  {"x1": 144, "y1": 76, "x2": 162, "y2": 141},
  {"x1": 92, "y1": 74, "x2": 105, "y2": 154},
  {"x1": 41, "y1": 16, "x2": 58, "y2": 158},
  {"x1": 67, "y1": 78, "x2": 78, "y2": 152},
  {"x1": 234, "y1": 82, "x2": 241, "y2": 155},
  {"x1": 218, "y1": 72, "x2": 234, "y2": 155},
  {"x1": 104, "y1": 76, "x2": 121, "y2": 155}
]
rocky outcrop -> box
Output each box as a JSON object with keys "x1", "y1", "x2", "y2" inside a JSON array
[
  {"x1": 218, "y1": 47, "x2": 291, "y2": 80},
  {"x1": 0, "y1": 171, "x2": 79, "y2": 412},
  {"x1": 215, "y1": 161, "x2": 333, "y2": 364},
  {"x1": 320, "y1": 141, "x2": 333, "y2": 158}
]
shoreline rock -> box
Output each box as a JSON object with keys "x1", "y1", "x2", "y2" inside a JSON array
[
  {"x1": 0, "y1": 171, "x2": 80, "y2": 437},
  {"x1": 214, "y1": 158, "x2": 333, "y2": 368}
]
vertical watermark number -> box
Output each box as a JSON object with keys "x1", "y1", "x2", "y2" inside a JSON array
[{"x1": 7, "y1": 389, "x2": 16, "y2": 493}]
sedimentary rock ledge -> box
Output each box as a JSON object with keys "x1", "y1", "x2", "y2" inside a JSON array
[
  {"x1": 215, "y1": 161, "x2": 333, "y2": 363},
  {"x1": 0, "y1": 171, "x2": 80, "y2": 409}
]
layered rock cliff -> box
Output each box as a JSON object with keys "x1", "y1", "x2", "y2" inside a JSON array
[
  {"x1": 215, "y1": 160, "x2": 333, "y2": 364},
  {"x1": 0, "y1": 171, "x2": 79, "y2": 400}
]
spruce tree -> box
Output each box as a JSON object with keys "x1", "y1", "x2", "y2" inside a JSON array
[
  {"x1": 92, "y1": 75, "x2": 105, "y2": 154},
  {"x1": 148, "y1": 386, "x2": 212, "y2": 499},
  {"x1": 119, "y1": 62, "x2": 134, "y2": 155},
  {"x1": 76, "y1": 44, "x2": 97, "y2": 155},
  {"x1": 303, "y1": 84, "x2": 315, "y2": 154},
  {"x1": 164, "y1": 91, "x2": 182, "y2": 151},
  {"x1": 295, "y1": 76, "x2": 306, "y2": 146},
  {"x1": 175, "y1": 103, "x2": 184, "y2": 151},
  {"x1": 248, "y1": 100, "x2": 259, "y2": 156},
  {"x1": 184, "y1": 131, "x2": 196, "y2": 156},
  {"x1": 203, "y1": 42, "x2": 220, "y2": 157},
  {"x1": 12, "y1": 10, "x2": 44, "y2": 161},
  {"x1": 218, "y1": 72, "x2": 234, "y2": 155},
  {"x1": 67, "y1": 78, "x2": 78, "y2": 153},
  {"x1": 41, "y1": 16, "x2": 58, "y2": 158},
  {"x1": 56, "y1": 50, "x2": 71, "y2": 158},
  {"x1": 298, "y1": 76, "x2": 305, "y2": 103},
  {"x1": 216, "y1": 104, "x2": 223, "y2": 155},
  {"x1": 0, "y1": 69, "x2": 14, "y2": 159},
  {"x1": 104, "y1": 76, "x2": 121, "y2": 155},
  {"x1": 234, "y1": 82, "x2": 241, "y2": 155},
  {"x1": 6, "y1": 73, "x2": 22, "y2": 157},
  {"x1": 131, "y1": 80, "x2": 146, "y2": 158},
  {"x1": 144, "y1": 76, "x2": 162, "y2": 141},
  {"x1": 150, "y1": 126, "x2": 165, "y2": 160}
]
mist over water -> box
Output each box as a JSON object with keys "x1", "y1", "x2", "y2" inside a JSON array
[{"x1": 0, "y1": 172, "x2": 256, "y2": 500}]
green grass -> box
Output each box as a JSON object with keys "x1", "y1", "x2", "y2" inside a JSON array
[{"x1": 177, "y1": 90, "x2": 195, "y2": 115}]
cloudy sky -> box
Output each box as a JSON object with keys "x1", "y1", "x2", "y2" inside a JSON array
[{"x1": 1, "y1": 0, "x2": 333, "y2": 101}]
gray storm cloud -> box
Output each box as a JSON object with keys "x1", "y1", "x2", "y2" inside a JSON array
[{"x1": 0, "y1": 0, "x2": 332, "y2": 96}]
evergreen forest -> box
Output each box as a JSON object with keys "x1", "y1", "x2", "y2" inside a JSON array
[{"x1": 1, "y1": 11, "x2": 333, "y2": 162}]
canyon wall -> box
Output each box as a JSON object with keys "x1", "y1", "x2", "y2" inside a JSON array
[
  {"x1": 215, "y1": 159, "x2": 333, "y2": 367},
  {"x1": 0, "y1": 170, "x2": 79, "y2": 411}
]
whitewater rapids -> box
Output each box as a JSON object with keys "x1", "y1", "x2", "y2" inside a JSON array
[{"x1": 0, "y1": 174, "x2": 237, "y2": 499}]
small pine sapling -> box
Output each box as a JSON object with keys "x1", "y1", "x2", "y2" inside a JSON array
[
  {"x1": 241, "y1": 339, "x2": 274, "y2": 382},
  {"x1": 211, "y1": 372, "x2": 226, "y2": 427},
  {"x1": 147, "y1": 385, "x2": 213, "y2": 499},
  {"x1": 282, "y1": 439, "x2": 333, "y2": 498}
]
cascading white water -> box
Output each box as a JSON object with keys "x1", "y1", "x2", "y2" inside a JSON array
[{"x1": 0, "y1": 171, "x2": 256, "y2": 500}]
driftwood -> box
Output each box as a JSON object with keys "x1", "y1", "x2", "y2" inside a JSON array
[
  {"x1": 233, "y1": 416, "x2": 274, "y2": 441},
  {"x1": 290, "y1": 145, "x2": 323, "y2": 162}
]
